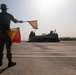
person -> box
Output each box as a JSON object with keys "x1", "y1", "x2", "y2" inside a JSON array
[{"x1": 0, "y1": 4, "x2": 23, "y2": 67}]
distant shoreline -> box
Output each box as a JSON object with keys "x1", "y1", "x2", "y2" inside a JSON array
[
  {"x1": 60, "y1": 37, "x2": 76, "y2": 41},
  {"x1": 21, "y1": 37, "x2": 76, "y2": 42}
]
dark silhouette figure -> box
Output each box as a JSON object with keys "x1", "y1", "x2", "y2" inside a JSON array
[{"x1": 0, "y1": 4, "x2": 23, "y2": 67}]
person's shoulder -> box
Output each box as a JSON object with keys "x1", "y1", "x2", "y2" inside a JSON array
[
  {"x1": 6, "y1": 12, "x2": 13, "y2": 17},
  {"x1": 6, "y1": 12, "x2": 12, "y2": 16}
]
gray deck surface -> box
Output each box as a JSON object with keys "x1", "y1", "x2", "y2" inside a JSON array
[{"x1": 0, "y1": 41, "x2": 76, "y2": 75}]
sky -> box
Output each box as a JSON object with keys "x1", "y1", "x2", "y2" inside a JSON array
[{"x1": 0, "y1": 0, "x2": 76, "y2": 41}]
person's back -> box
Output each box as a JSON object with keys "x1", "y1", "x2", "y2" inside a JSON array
[
  {"x1": 0, "y1": 12, "x2": 11, "y2": 30},
  {"x1": 0, "y1": 4, "x2": 23, "y2": 67}
]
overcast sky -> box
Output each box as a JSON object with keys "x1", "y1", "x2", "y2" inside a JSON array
[{"x1": 0, "y1": 0, "x2": 76, "y2": 40}]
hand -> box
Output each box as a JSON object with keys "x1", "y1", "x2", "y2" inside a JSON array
[{"x1": 19, "y1": 20, "x2": 23, "y2": 23}]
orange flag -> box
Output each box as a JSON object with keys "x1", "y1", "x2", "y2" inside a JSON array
[
  {"x1": 28, "y1": 20, "x2": 38, "y2": 29},
  {"x1": 6, "y1": 28, "x2": 21, "y2": 43}
]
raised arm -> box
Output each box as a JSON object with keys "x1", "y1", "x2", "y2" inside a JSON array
[{"x1": 10, "y1": 14, "x2": 23, "y2": 23}]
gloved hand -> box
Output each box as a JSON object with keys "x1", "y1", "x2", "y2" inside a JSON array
[{"x1": 19, "y1": 20, "x2": 23, "y2": 23}]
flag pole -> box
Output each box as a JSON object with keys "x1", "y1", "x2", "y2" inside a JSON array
[
  {"x1": 23, "y1": 21, "x2": 28, "y2": 22},
  {"x1": 23, "y1": 20, "x2": 37, "y2": 22}
]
